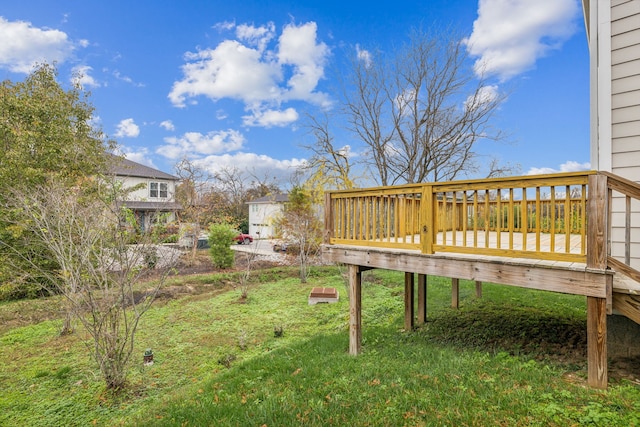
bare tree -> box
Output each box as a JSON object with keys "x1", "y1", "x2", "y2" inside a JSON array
[
  {"x1": 300, "y1": 112, "x2": 357, "y2": 192},
  {"x1": 340, "y1": 27, "x2": 508, "y2": 185},
  {"x1": 274, "y1": 187, "x2": 322, "y2": 283},
  {"x1": 175, "y1": 157, "x2": 212, "y2": 260},
  {"x1": 213, "y1": 166, "x2": 248, "y2": 226},
  {"x1": 484, "y1": 157, "x2": 521, "y2": 179},
  {"x1": 2, "y1": 178, "x2": 178, "y2": 390},
  {"x1": 211, "y1": 167, "x2": 282, "y2": 230},
  {"x1": 245, "y1": 171, "x2": 281, "y2": 202}
]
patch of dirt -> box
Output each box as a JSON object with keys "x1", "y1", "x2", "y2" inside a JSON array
[
  {"x1": 165, "y1": 249, "x2": 293, "y2": 276},
  {"x1": 418, "y1": 304, "x2": 640, "y2": 385},
  {"x1": 0, "y1": 250, "x2": 296, "y2": 333},
  {"x1": 609, "y1": 356, "x2": 640, "y2": 385}
]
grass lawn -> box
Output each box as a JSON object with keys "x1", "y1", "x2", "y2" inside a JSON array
[{"x1": 1, "y1": 265, "x2": 639, "y2": 426}]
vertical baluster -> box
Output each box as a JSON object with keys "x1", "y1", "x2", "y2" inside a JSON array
[
  {"x1": 564, "y1": 185, "x2": 570, "y2": 253},
  {"x1": 508, "y1": 188, "x2": 514, "y2": 250},
  {"x1": 550, "y1": 187, "x2": 556, "y2": 253},
  {"x1": 522, "y1": 187, "x2": 528, "y2": 251},
  {"x1": 536, "y1": 187, "x2": 541, "y2": 252}
]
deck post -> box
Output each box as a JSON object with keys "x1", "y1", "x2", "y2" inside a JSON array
[
  {"x1": 451, "y1": 278, "x2": 459, "y2": 309},
  {"x1": 475, "y1": 281, "x2": 483, "y2": 298},
  {"x1": 587, "y1": 296, "x2": 608, "y2": 388},
  {"x1": 587, "y1": 174, "x2": 608, "y2": 270},
  {"x1": 417, "y1": 274, "x2": 427, "y2": 324},
  {"x1": 348, "y1": 264, "x2": 362, "y2": 355},
  {"x1": 421, "y1": 185, "x2": 434, "y2": 254},
  {"x1": 404, "y1": 272, "x2": 415, "y2": 330},
  {"x1": 324, "y1": 192, "x2": 334, "y2": 244}
]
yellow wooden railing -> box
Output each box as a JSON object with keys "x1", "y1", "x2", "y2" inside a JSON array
[
  {"x1": 601, "y1": 172, "x2": 640, "y2": 282},
  {"x1": 324, "y1": 171, "x2": 599, "y2": 263}
]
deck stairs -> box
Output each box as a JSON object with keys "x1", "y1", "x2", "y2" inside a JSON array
[{"x1": 612, "y1": 272, "x2": 640, "y2": 324}]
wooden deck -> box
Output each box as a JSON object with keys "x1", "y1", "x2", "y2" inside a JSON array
[{"x1": 322, "y1": 171, "x2": 640, "y2": 389}]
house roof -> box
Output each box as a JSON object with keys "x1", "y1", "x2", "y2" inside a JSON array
[
  {"x1": 248, "y1": 193, "x2": 289, "y2": 204},
  {"x1": 108, "y1": 155, "x2": 179, "y2": 181}
]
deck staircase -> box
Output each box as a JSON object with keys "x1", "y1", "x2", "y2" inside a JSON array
[{"x1": 612, "y1": 274, "x2": 640, "y2": 324}]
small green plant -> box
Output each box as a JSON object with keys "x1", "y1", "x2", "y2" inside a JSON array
[
  {"x1": 53, "y1": 366, "x2": 72, "y2": 380},
  {"x1": 238, "y1": 330, "x2": 248, "y2": 351},
  {"x1": 143, "y1": 247, "x2": 158, "y2": 268},
  {"x1": 207, "y1": 223, "x2": 237, "y2": 269},
  {"x1": 274, "y1": 325, "x2": 284, "y2": 338},
  {"x1": 217, "y1": 353, "x2": 236, "y2": 368},
  {"x1": 143, "y1": 348, "x2": 154, "y2": 365}
]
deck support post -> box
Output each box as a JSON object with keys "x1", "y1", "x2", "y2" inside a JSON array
[
  {"x1": 404, "y1": 272, "x2": 415, "y2": 330},
  {"x1": 417, "y1": 274, "x2": 427, "y2": 324},
  {"x1": 475, "y1": 281, "x2": 483, "y2": 298},
  {"x1": 451, "y1": 278, "x2": 459, "y2": 309},
  {"x1": 348, "y1": 264, "x2": 362, "y2": 356},
  {"x1": 587, "y1": 296, "x2": 608, "y2": 388}
]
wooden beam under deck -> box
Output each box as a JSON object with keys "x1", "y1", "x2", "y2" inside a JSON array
[{"x1": 323, "y1": 245, "x2": 612, "y2": 299}]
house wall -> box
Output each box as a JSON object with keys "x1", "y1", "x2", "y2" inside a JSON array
[
  {"x1": 248, "y1": 202, "x2": 284, "y2": 239},
  {"x1": 611, "y1": 0, "x2": 640, "y2": 180},
  {"x1": 116, "y1": 176, "x2": 178, "y2": 230},
  {"x1": 599, "y1": 0, "x2": 640, "y2": 269},
  {"x1": 116, "y1": 176, "x2": 177, "y2": 202}
]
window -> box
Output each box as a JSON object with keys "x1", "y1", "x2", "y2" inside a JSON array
[{"x1": 149, "y1": 182, "x2": 168, "y2": 198}]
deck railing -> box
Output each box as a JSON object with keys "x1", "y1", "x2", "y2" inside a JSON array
[
  {"x1": 601, "y1": 172, "x2": 640, "y2": 282},
  {"x1": 324, "y1": 171, "x2": 640, "y2": 272}
]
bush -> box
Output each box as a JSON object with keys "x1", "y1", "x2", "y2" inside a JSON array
[{"x1": 208, "y1": 223, "x2": 237, "y2": 269}]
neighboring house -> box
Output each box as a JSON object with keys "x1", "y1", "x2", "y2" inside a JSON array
[
  {"x1": 583, "y1": 0, "x2": 640, "y2": 268},
  {"x1": 247, "y1": 193, "x2": 289, "y2": 238},
  {"x1": 108, "y1": 156, "x2": 181, "y2": 231}
]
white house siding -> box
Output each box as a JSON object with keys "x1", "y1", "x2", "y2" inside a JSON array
[
  {"x1": 117, "y1": 176, "x2": 176, "y2": 202},
  {"x1": 610, "y1": 0, "x2": 640, "y2": 268},
  {"x1": 115, "y1": 176, "x2": 178, "y2": 229},
  {"x1": 248, "y1": 202, "x2": 284, "y2": 239}
]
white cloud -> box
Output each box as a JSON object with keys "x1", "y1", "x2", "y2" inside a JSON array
[
  {"x1": 243, "y1": 107, "x2": 299, "y2": 127},
  {"x1": 465, "y1": 0, "x2": 580, "y2": 80},
  {"x1": 337, "y1": 144, "x2": 354, "y2": 158},
  {"x1": 356, "y1": 44, "x2": 372, "y2": 68},
  {"x1": 160, "y1": 120, "x2": 175, "y2": 131},
  {"x1": 114, "y1": 118, "x2": 140, "y2": 138},
  {"x1": 168, "y1": 20, "x2": 331, "y2": 123},
  {"x1": 71, "y1": 65, "x2": 100, "y2": 88},
  {"x1": 464, "y1": 84, "x2": 499, "y2": 111},
  {"x1": 114, "y1": 147, "x2": 157, "y2": 168},
  {"x1": 0, "y1": 17, "x2": 77, "y2": 73},
  {"x1": 113, "y1": 70, "x2": 145, "y2": 87},
  {"x1": 168, "y1": 39, "x2": 281, "y2": 107},
  {"x1": 192, "y1": 152, "x2": 305, "y2": 182},
  {"x1": 214, "y1": 21, "x2": 236, "y2": 32},
  {"x1": 527, "y1": 160, "x2": 591, "y2": 175},
  {"x1": 236, "y1": 22, "x2": 276, "y2": 52},
  {"x1": 157, "y1": 129, "x2": 246, "y2": 159},
  {"x1": 277, "y1": 22, "x2": 331, "y2": 105}
]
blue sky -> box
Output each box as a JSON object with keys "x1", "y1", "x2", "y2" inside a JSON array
[{"x1": 1, "y1": 0, "x2": 590, "y2": 184}]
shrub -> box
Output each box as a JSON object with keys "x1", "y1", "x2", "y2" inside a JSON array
[{"x1": 208, "y1": 223, "x2": 237, "y2": 269}]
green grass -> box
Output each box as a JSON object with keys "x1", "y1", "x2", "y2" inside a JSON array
[{"x1": 0, "y1": 267, "x2": 639, "y2": 426}]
